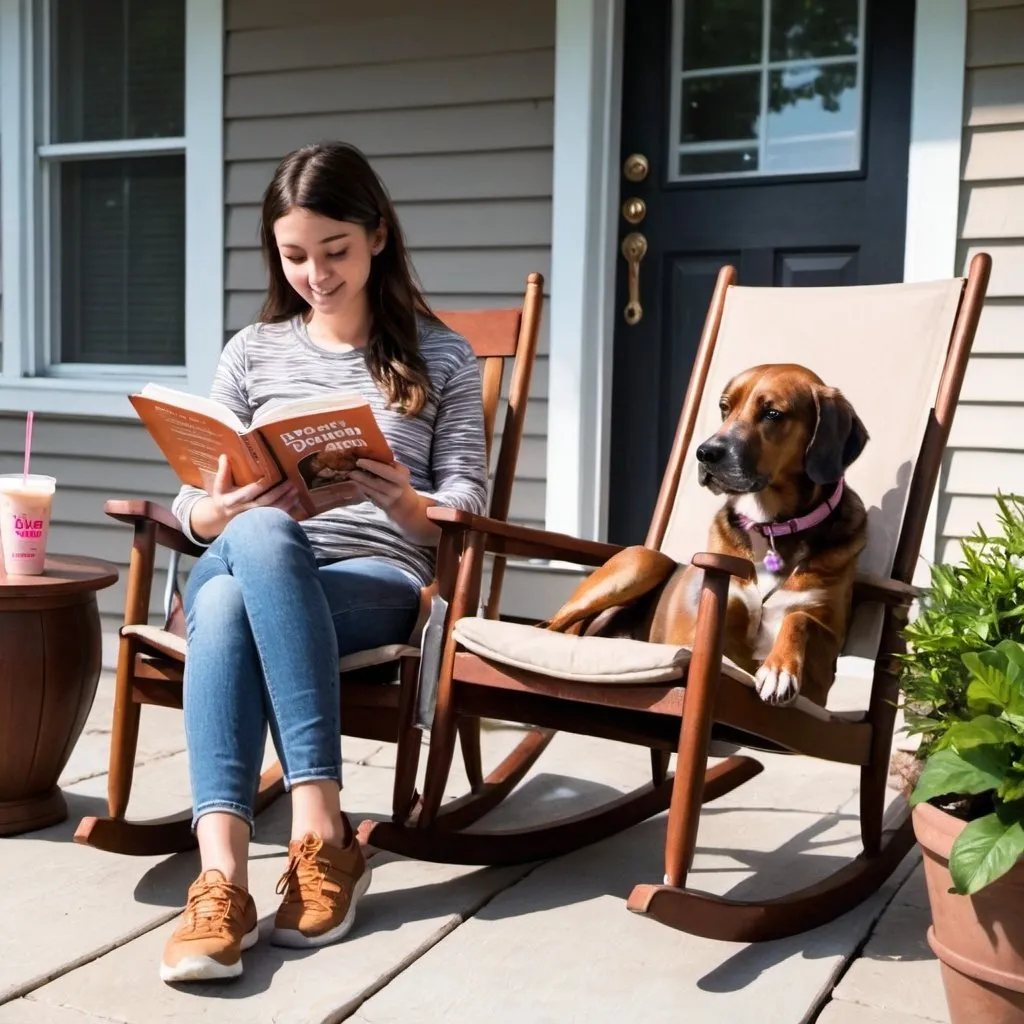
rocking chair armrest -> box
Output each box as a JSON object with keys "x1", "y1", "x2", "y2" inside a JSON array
[
  {"x1": 853, "y1": 572, "x2": 920, "y2": 608},
  {"x1": 426, "y1": 507, "x2": 623, "y2": 566},
  {"x1": 104, "y1": 499, "x2": 205, "y2": 558},
  {"x1": 690, "y1": 551, "x2": 756, "y2": 581}
]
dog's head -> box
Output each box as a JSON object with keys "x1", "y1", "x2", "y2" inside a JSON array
[{"x1": 695, "y1": 363, "x2": 869, "y2": 496}]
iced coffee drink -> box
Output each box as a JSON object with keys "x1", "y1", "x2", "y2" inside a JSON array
[{"x1": 0, "y1": 474, "x2": 56, "y2": 576}]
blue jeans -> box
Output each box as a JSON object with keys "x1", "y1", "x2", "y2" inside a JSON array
[{"x1": 182, "y1": 506, "x2": 421, "y2": 833}]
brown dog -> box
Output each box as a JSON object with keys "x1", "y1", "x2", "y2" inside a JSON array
[{"x1": 546, "y1": 364, "x2": 869, "y2": 708}]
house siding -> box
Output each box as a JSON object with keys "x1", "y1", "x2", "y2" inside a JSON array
[
  {"x1": 940, "y1": 0, "x2": 1024, "y2": 563},
  {"x1": 0, "y1": 0, "x2": 558, "y2": 663}
]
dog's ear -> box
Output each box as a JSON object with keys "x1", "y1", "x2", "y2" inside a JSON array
[{"x1": 805, "y1": 386, "x2": 869, "y2": 485}]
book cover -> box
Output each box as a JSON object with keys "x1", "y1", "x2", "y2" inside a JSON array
[{"x1": 254, "y1": 401, "x2": 394, "y2": 516}]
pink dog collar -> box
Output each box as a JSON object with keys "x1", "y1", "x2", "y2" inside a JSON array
[{"x1": 735, "y1": 478, "x2": 845, "y2": 572}]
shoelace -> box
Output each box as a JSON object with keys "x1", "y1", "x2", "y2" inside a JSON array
[
  {"x1": 182, "y1": 880, "x2": 236, "y2": 935},
  {"x1": 275, "y1": 834, "x2": 336, "y2": 914}
]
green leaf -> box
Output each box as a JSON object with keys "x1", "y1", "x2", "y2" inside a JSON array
[
  {"x1": 909, "y1": 747, "x2": 1007, "y2": 807},
  {"x1": 948, "y1": 807, "x2": 1024, "y2": 895},
  {"x1": 947, "y1": 715, "x2": 1021, "y2": 751},
  {"x1": 1000, "y1": 776, "x2": 1024, "y2": 803},
  {"x1": 964, "y1": 650, "x2": 1014, "y2": 712},
  {"x1": 997, "y1": 640, "x2": 1024, "y2": 680}
]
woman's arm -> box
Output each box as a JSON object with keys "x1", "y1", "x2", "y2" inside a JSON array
[{"x1": 351, "y1": 349, "x2": 488, "y2": 546}]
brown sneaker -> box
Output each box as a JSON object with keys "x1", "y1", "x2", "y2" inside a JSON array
[
  {"x1": 160, "y1": 869, "x2": 259, "y2": 983},
  {"x1": 271, "y1": 830, "x2": 371, "y2": 948}
]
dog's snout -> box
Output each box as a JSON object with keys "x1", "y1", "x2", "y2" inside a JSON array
[{"x1": 696, "y1": 441, "x2": 726, "y2": 465}]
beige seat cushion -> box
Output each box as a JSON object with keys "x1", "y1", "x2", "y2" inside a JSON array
[
  {"x1": 453, "y1": 617, "x2": 836, "y2": 722},
  {"x1": 120, "y1": 624, "x2": 416, "y2": 673}
]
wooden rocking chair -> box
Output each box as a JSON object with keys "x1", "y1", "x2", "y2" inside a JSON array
[
  {"x1": 360, "y1": 254, "x2": 991, "y2": 941},
  {"x1": 75, "y1": 272, "x2": 548, "y2": 856}
]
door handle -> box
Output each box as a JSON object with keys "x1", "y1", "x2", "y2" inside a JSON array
[{"x1": 621, "y1": 231, "x2": 648, "y2": 325}]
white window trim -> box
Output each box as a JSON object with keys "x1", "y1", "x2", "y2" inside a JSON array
[
  {"x1": 0, "y1": 0, "x2": 224, "y2": 418},
  {"x1": 546, "y1": 0, "x2": 967, "y2": 564},
  {"x1": 544, "y1": 0, "x2": 624, "y2": 541}
]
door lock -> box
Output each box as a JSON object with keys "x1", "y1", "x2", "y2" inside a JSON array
[
  {"x1": 621, "y1": 231, "x2": 648, "y2": 325},
  {"x1": 621, "y1": 197, "x2": 647, "y2": 225},
  {"x1": 622, "y1": 153, "x2": 650, "y2": 182}
]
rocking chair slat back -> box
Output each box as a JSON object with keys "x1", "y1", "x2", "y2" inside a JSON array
[{"x1": 436, "y1": 271, "x2": 544, "y2": 617}]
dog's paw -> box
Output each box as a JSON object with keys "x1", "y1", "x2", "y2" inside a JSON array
[{"x1": 754, "y1": 662, "x2": 800, "y2": 705}]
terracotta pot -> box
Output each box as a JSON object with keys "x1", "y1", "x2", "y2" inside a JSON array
[{"x1": 913, "y1": 801, "x2": 1024, "y2": 1024}]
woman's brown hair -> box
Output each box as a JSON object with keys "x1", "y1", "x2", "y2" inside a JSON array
[{"x1": 258, "y1": 141, "x2": 434, "y2": 415}]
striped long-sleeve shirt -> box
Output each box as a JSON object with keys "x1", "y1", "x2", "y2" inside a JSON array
[{"x1": 171, "y1": 314, "x2": 488, "y2": 586}]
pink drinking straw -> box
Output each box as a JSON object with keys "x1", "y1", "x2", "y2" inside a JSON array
[{"x1": 22, "y1": 410, "x2": 34, "y2": 486}]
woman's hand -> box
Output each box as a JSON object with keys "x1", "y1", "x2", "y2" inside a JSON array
[
  {"x1": 189, "y1": 454, "x2": 305, "y2": 542},
  {"x1": 349, "y1": 458, "x2": 439, "y2": 545}
]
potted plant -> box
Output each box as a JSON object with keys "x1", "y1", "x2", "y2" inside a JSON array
[{"x1": 899, "y1": 493, "x2": 1024, "y2": 1023}]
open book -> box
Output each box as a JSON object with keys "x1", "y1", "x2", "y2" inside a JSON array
[{"x1": 130, "y1": 384, "x2": 394, "y2": 517}]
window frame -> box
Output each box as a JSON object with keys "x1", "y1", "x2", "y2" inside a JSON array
[
  {"x1": 0, "y1": 0, "x2": 223, "y2": 418},
  {"x1": 667, "y1": 0, "x2": 868, "y2": 183}
]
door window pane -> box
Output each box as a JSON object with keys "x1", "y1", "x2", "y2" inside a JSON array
[
  {"x1": 766, "y1": 63, "x2": 860, "y2": 173},
  {"x1": 53, "y1": 0, "x2": 185, "y2": 142},
  {"x1": 683, "y1": 0, "x2": 763, "y2": 71},
  {"x1": 770, "y1": 0, "x2": 859, "y2": 62},
  {"x1": 679, "y1": 148, "x2": 759, "y2": 177},
  {"x1": 681, "y1": 73, "x2": 761, "y2": 145},
  {"x1": 58, "y1": 157, "x2": 185, "y2": 365},
  {"x1": 671, "y1": 0, "x2": 865, "y2": 181}
]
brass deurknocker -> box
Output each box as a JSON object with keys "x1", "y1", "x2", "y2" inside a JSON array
[{"x1": 621, "y1": 231, "x2": 648, "y2": 325}]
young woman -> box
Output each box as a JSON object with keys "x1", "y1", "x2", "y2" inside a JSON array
[{"x1": 159, "y1": 141, "x2": 487, "y2": 984}]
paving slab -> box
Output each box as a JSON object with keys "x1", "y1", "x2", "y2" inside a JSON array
[
  {"x1": 61, "y1": 672, "x2": 187, "y2": 785},
  {"x1": 817, "y1": 1000, "x2": 948, "y2": 1023},
  {"x1": 25, "y1": 832, "x2": 532, "y2": 1024},
  {"x1": 832, "y1": 890, "x2": 949, "y2": 1023},
  {"x1": 0, "y1": 752, "x2": 197, "y2": 1003},
  {"x1": 6, "y1": 720, "x2": 657, "y2": 1022},
  {"x1": 0, "y1": 1000, "x2": 124, "y2": 1024},
  {"x1": 353, "y1": 794, "x2": 920, "y2": 1024},
  {"x1": 0, "y1": 740, "x2": 405, "y2": 1006}
]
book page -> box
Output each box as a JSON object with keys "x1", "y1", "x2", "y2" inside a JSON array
[
  {"x1": 251, "y1": 391, "x2": 369, "y2": 428},
  {"x1": 138, "y1": 383, "x2": 247, "y2": 433}
]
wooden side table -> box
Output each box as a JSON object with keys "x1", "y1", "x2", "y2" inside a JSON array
[{"x1": 0, "y1": 555, "x2": 119, "y2": 835}]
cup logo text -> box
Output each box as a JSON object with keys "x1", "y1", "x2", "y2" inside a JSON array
[{"x1": 11, "y1": 514, "x2": 44, "y2": 540}]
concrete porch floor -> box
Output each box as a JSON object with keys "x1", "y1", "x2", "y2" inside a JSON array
[{"x1": 0, "y1": 670, "x2": 951, "y2": 1024}]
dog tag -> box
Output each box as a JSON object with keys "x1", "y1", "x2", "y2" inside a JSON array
[{"x1": 763, "y1": 547, "x2": 784, "y2": 573}]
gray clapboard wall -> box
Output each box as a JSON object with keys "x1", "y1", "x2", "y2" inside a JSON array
[
  {"x1": 0, "y1": 0, "x2": 566, "y2": 667},
  {"x1": 940, "y1": 0, "x2": 1024, "y2": 561}
]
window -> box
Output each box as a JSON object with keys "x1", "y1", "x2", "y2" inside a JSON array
[
  {"x1": 48, "y1": 0, "x2": 186, "y2": 368},
  {"x1": 669, "y1": 0, "x2": 866, "y2": 181},
  {"x1": 0, "y1": 0, "x2": 223, "y2": 416}
]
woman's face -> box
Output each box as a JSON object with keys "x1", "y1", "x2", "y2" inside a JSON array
[{"x1": 273, "y1": 207, "x2": 386, "y2": 314}]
